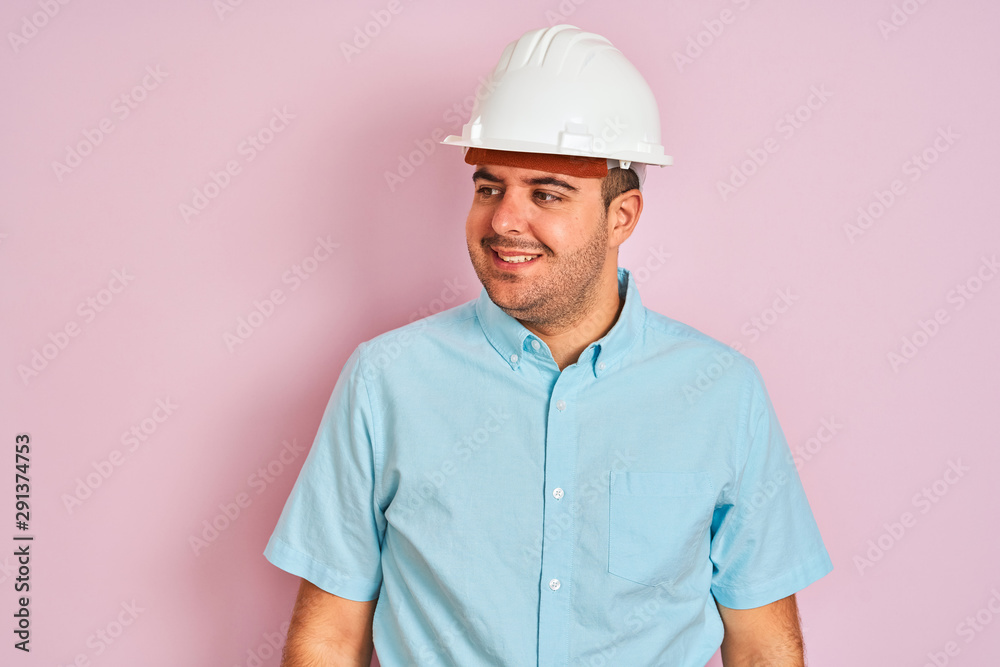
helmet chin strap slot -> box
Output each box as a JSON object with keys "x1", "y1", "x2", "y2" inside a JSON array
[{"x1": 607, "y1": 159, "x2": 647, "y2": 191}]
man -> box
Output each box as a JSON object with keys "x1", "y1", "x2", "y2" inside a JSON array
[{"x1": 265, "y1": 25, "x2": 832, "y2": 666}]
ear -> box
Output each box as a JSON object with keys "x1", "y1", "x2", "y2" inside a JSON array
[{"x1": 607, "y1": 189, "x2": 643, "y2": 249}]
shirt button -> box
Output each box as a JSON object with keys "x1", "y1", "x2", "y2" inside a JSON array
[
  {"x1": 552, "y1": 487, "x2": 564, "y2": 500},
  {"x1": 597, "y1": 362, "x2": 606, "y2": 371},
  {"x1": 549, "y1": 578, "x2": 561, "y2": 591},
  {"x1": 556, "y1": 400, "x2": 566, "y2": 411},
  {"x1": 531, "y1": 340, "x2": 541, "y2": 351},
  {"x1": 510, "y1": 354, "x2": 518, "y2": 363}
]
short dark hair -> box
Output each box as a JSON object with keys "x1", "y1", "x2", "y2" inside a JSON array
[{"x1": 601, "y1": 167, "x2": 640, "y2": 211}]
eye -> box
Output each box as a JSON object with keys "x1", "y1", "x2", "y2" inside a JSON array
[
  {"x1": 535, "y1": 191, "x2": 562, "y2": 203},
  {"x1": 476, "y1": 186, "x2": 501, "y2": 198}
]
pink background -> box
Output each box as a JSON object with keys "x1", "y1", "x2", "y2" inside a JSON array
[{"x1": 3, "y1": 1, "x2": 999, "y2": 665}]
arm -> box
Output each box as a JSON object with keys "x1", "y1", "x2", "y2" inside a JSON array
[
  {"x1": 716, "y1": 594, "x2": 805, "y2": 667},
  {"x1": 281, "y1": 578, "x2": 377, "y2": 667}
]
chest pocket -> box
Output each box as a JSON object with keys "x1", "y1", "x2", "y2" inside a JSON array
[{"x1": 608, "y1": 471, "x2": 715, "y2": 587}]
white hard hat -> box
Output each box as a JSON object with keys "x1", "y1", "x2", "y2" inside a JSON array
[{"x1": 441, "y1": 24, "x2": 673, "y2": 182}]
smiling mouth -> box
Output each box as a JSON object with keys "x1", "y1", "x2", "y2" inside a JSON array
[
  {"x1": 489, "y1": 247, "x2": 543, "y2": 267},
  {"x1": 497, "y1": 254, "x2": 539, "y2": 263}
]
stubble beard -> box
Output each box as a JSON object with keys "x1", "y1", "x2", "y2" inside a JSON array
[{"x1": 468, "y1": 207, "x2": 610, "y2": 331}]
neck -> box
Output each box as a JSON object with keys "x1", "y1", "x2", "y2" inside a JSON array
[{"x1": 520, "y1": 267, "x2": 624, "y2": 371}]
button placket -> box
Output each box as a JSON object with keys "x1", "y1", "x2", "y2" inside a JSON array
[{"x1": 537, "y1": 371, "x2": 579, "y2": 666}]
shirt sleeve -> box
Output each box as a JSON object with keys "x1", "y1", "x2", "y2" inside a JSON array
[
  {"x1": 263, "y1": 344, "x2": 385, "y2": 602},
  {"x1": 708, "y1": 360, "x2": 833, "y2": 609}
]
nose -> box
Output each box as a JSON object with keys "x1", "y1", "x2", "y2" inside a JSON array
[{"x1": 490, "y1": 189, "x2": 530, "y2": 236}]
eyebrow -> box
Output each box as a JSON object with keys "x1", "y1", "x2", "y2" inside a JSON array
[{"x1": 472, "y1": 168, "x2": 579, "y2": 193}]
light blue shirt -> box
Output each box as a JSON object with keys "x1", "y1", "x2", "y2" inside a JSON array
[{"x1": 264, "y1": 267, "x2": 833, "y2": 666}]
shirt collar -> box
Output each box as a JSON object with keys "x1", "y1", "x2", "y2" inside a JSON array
[{"x1": 474, "y1": 266, "x2": 645, "y2": 377}]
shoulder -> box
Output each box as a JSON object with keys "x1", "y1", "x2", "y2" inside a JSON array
[
  {"x1": 640, "y1": 307, "x2": 755, "y2": 369},
  {"x1": 356, "y1": 297, "x2": 480, "y2": 368},
  {"x1": 637, "y1": 308, "x2": 773, "y2": 444},
  {"x1": 632, "y1": 306, "x2": 765, "y2": 405}
]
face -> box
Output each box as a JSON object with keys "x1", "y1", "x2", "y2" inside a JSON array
[{"x1": 465, "y1": 163, "x2": 614, "y2": 329}]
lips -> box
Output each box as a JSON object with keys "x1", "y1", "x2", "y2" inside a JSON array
[
  {"x1": 497, "y1": 253, "x2": 538, "y2": 263},
  {"x1": 489, "y1": 247, "x2": 542, "y2": 268}
]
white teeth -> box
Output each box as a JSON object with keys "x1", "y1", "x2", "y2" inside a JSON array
[{"x1": 498, "y1": 254, "x2": 538, "y2": 263}]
